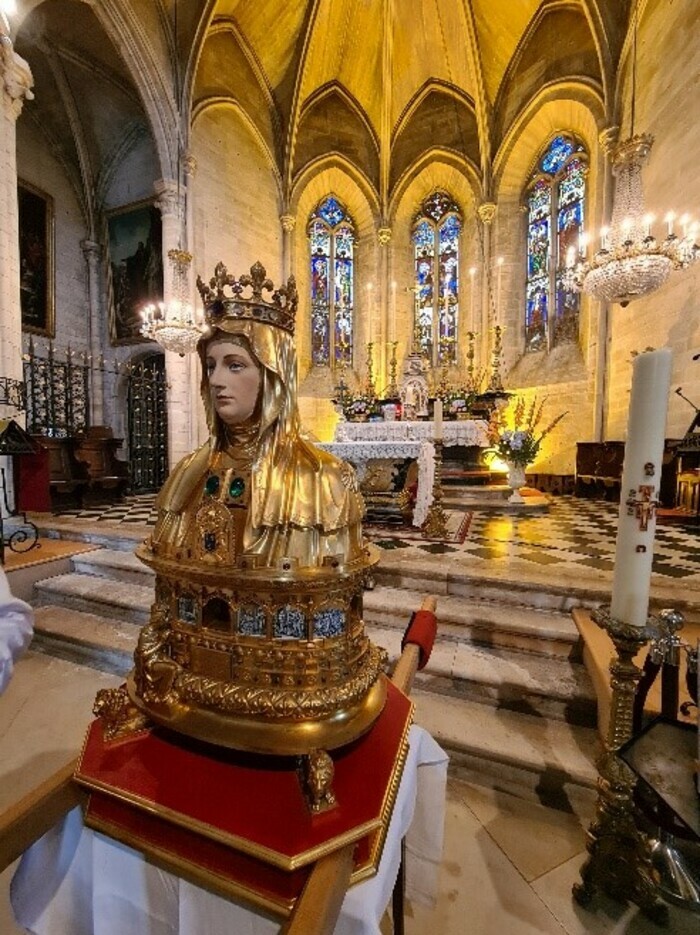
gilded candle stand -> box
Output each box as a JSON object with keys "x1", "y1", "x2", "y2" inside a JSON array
[
  {"x1": 572, "y1": 606, "x2": 668, "y2": 924},
  {"x1": 421, "y1": 439, "x2": 448, "y2": 540}
]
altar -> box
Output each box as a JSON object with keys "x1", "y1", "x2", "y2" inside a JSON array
[{"x1": 320, "y1": 420, "x2": 489, "y2": 527}]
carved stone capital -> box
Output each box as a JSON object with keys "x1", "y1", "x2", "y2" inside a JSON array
[
  {"x1": 1, "y1": 39, "x2": 34, "y2": 118},
  {"x1": 183, "y1": 153, "x2": 197, "y2": 177},
  {"x1": 279, "y1": 214, "x2": 296, "y2": 233},
  {"x1": 377, "y1": 226, "x2": 392, "y2": 246},
  {"x1": 477, "y1": 203, "x2": 496, "y2": 225},
  {"x1": 598, "y1": 126, "x2": 620, "y2": 156},
  {"x1": 80, "y1": 239, "x2": 103, "y2": 262},
  {"x1": 154, "y1": 178, "x2": 184, "y2": 220}
]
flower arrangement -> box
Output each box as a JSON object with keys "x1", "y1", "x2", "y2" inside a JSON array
[
  {"x1": 438, "y1": 387, "x2": 477, "y2": 419},
  {"x1": 340, "y1": 391, "x2": 376, "y2": 422},
  {"x1": 487, "y1": 396, "x2": 567, "y2": 467}
]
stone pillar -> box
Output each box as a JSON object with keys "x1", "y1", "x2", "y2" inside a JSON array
[
  {"x1": 476, "y1": 202, "x2": 496, "y2": 374},
  {"x1": 377, "y1": 226, "x2": 392, "y2": 393},
  {"x1": 154, "y1": 178, "x2": 191, "y2": 471},
  {"x1": 0, "y1": 22, "x2": 33, "y2": 411},
  {"x1": 0, "y1": 20, "x2": 33, "y2": 517},
  {"x1": 80, "y1": 239, "x2": 105, "y2": 426},
  {"x1": 280, "y1": 213, "x2": 296, "y2": 283},
  {"x1": 592, "y1": 127, "x2": 619, "y2": 441}
]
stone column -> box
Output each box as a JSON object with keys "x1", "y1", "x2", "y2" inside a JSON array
[
  {"x1": 280, "y1": 213, "x2": 296, "y2": 283},
  {"x1": 476, "y1": 202, "x2": 496, "y2": 375},
  {"x1": 154, "y1": 177, "x2": 191, "y2": 471},
  {"x1": 80, "y1": 239, "x2": 105, "y2": 426},
  {"x1": 592, "y1": 127, "x2": 619, "y2": 441},
  {"x1": 377, "y1": 226, "x2": 392, "y2": 393},
  {"x1": 0, "y1": 22, "x2": 33, "y2": 412},
  {"x1": 0, "y1": 20, "x2": 33, "y2": 517}
]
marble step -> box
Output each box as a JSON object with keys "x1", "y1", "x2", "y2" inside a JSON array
[
  {"x1": 364, "y1": 585, "x2": 580, "y2": 658},
  {"x1": 412, "y1": 689, "x2": 600, "y2": 804},
  {"x1": 32, "y1": 605, "x2": 138, "y2": 676},
  {"x1": 72, "y1": 547, "x2": 155, "y2": 586},
  {"x1": 33, "y1": 572, "x2": 153, "y2": 625},
  {"x1": 369, "y1": 625, "x2": 596, "y2": 727}
]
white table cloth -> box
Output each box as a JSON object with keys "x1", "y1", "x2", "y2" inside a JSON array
[
  {"x1": 334, "y1": 419, "x2": 489, "y2": 447},
  {"x1": 11, "y1": 726, "x2": 448, "y2": 935},
  {"x1": 318, "y1": 442, "x2": 436, "y2": 527}
]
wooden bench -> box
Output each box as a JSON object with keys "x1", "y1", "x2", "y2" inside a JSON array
[
  {"x1": 33, "y1": 436, "x2": 89, "y2": 510},
  {"x1": 73, "y1": 427, "x2": 129, "y2": 505}
]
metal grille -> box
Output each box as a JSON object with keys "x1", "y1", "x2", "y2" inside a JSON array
[
  {"x1": 23, "y1": 338, "x2": 90, "y2": 436},
  {"x1": 127, "y1": 353, "x2": 168, "y2": 492}
]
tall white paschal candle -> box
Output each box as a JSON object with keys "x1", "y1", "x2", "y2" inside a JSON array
[{"x1": 610, "y1": 348, "x2": 673, "y2": 627}]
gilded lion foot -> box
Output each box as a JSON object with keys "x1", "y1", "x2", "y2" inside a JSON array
[
  {"x1": 299, "y1": 749, "x2": 337, "y2": 813},
  {"x1": 93, "y1": 685, "x2": 151, "y2": 743}
]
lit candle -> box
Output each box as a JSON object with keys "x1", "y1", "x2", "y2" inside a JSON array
[
  {"x1": 665, "y1": 212, "x2": 675, "y2": 237},
  {"x1": 600, "y1": 227, "x2": 610, "y2": 250},
  {"x1": 643, "y1": 214, "x2": 654, "y2": 239},
  {"x1": 610, "y1": 348, "x2": 673, "y2": 627},
  {"x1": 433, "y1": 398, "x2": 443, "y2": 441},
  {"x1": 390, "y1": 280, "x2": 397, "y2": 344}
]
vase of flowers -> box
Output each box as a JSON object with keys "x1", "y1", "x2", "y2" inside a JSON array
[
  {"x1": 487, "y1": 397, "x2": 567, "y2": 503},
  {"x1": 342, "y1": 392, "x2": 375, "y2": 422}
]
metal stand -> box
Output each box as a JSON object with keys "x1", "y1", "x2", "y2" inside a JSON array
[
  {"x1": 0, "y1": 466, "x2": 39, "y2": 566},
  {"x1": 421, "y1": 439, "x2": 448, "y2": 540},
  {"x1": 634, "y1": 609, "x2": 700, "y2": 913},
  {"x1": 572, "y1": 606, "x2": 668, "y2": 924}
]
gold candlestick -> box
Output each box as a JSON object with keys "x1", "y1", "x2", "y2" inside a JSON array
[
  {"x1": 365, "y1": 341, "x2": 376, "y2": 399},
  {"x1": 572, "y1": 607, "x2": 667, "y2": 923},
  {"x1": 384, "y1": 341, "x2": 399, "y2": 398},
  {"x1": 487, "y1": 324, "x2": 504, "y2": 392},
  {"x1": 421, "y1": 439, "x2": 448, "y2": 540},
  {"x1": 466, "y1": 331, "x2": 479, "y2": 392}
]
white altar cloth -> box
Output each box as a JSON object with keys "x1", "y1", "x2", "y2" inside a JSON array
[
  {"x1": 318, "y1": 441, "x2": 435, "y2": 527},
  {"x1": 334, "y1": 419, "x2": 489, "y2": 446},
  {"x1": 11, "y1": 726, "x2": 448, "y2": 935}
]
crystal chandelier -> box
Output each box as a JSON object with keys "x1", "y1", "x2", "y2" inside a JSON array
[
  {"x1": 567, "y1": 135, "x2": 699, "y2": 307},
  {"x1": 140, "y1": 249, "x2": 202, "y2": 356}
]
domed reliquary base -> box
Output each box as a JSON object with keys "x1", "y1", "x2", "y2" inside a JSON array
[{"x1": 126, "y1": 542, "x2": 388, "y2": 757}]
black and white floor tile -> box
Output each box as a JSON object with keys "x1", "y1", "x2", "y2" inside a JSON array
[{"x1": 52, "y1": 494, "x2": 700, "y2": 581}]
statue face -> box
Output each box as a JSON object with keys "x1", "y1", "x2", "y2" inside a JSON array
[{"x1": 205, "y1": 338, "x2": 262, "y2": 426}]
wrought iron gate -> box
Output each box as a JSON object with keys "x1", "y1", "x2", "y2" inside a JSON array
[
  {"x1": 127, "y1": 354, "x2": 168, "y2": 492},
  {"x1": 23, "y1": 338, "x2": 90, "y2": 436}
]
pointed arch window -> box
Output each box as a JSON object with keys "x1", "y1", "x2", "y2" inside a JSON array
[
  {"x1": 308, "y1": 196, "x2": 355, "y2": 366},
  {"x1": 524, "y1": 134, "x2": 588, "y2": 352},
  {"x1": 411, "y1": 191, "x2": 462, "y2": 365}
]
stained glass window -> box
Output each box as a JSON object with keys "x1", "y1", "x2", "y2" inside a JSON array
[
  {"x1": 524, "y1": 135, "x2": 587, "y2": 352},
  {"x1": 308, "y1": 196, "x2": 355, "y2": 366},
  {"x1": 412, "y1": 192, "x2": 462, "y2": 364}
]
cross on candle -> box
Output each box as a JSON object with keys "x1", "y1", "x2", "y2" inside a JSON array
[{"x1": 625, "y1": 485, "x2": 658, "y2": 532}]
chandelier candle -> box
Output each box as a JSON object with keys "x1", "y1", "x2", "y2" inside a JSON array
[{"x1": 610, "y1": 348, "x2": 672, "y2": 627}]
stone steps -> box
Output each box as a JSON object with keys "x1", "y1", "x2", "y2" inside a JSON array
[
  {"x1": 32, "y1": 605, "x2": 138, "y2": 676},
  {"x1": 412, "y1": 689, "x2": 600, "y2": 811},
  {"x1": 72, "y1": 547, "x2": 155, "y2": 586},
  {"x1": 33, "y1": 572, "x2": 152, "y2": 625},
  {"x1": 364, "y1": 585, "x2": 580, "y2": 658},
  {"x1": 370, "y1": 625, "x2": 596, "y2": 727}
]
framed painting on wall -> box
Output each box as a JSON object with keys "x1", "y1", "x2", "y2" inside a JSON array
[
  {"x1": 19, "y1": 180, "x2": 55, "y2": 338},
  {"x1": 106, "y1": 199, "x2": 163, "y2": 345}
]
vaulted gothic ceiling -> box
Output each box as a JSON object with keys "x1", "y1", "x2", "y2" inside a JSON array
[{"x1": 12, "y1": 0, "x2": 635, "y2": 221}]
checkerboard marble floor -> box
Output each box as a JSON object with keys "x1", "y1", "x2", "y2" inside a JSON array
[{"x1": 52, "y1": 494, "x2": 700, "y2": 583}]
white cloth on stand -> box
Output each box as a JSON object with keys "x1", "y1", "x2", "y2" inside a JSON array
[
  {"x1": 0, "y1": 567, "x2": 34, "y2": 694},
  {"x1": 12, "y1": 726, "x2": 448, "y2": 935}
]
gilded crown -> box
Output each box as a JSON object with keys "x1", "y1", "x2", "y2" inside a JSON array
[{"x1": 196, "y1": 261, "x2": 298, "y2": 335}]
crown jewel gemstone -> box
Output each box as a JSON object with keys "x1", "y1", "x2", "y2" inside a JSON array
[{"x1": 205, "y1": 475, "x2": 220, "y2": 496}]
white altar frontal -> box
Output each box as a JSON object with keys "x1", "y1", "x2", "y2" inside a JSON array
[{"x1": 321, "y1": 420, "x2": 490, "y2": 527}]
